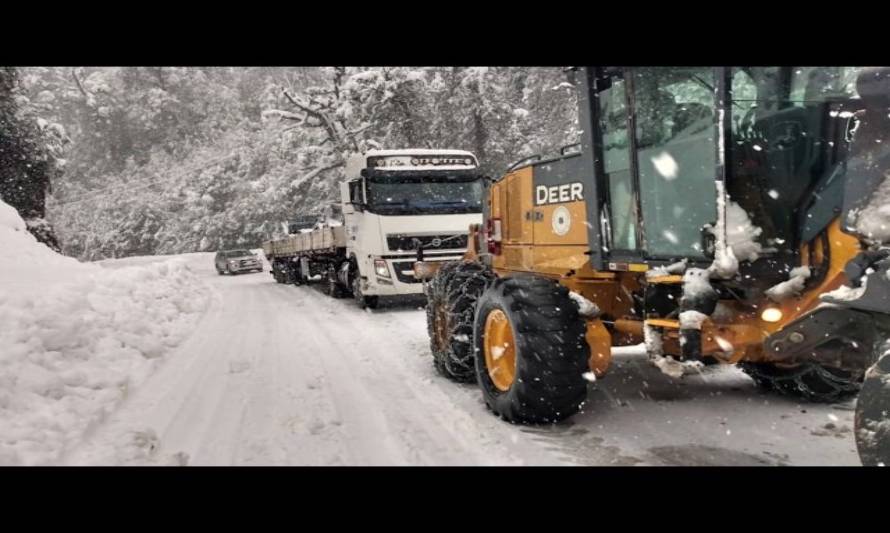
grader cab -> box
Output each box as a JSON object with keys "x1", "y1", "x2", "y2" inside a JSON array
[{"x1": 420, "y1": 66, "x2": 890, "y2": 428}]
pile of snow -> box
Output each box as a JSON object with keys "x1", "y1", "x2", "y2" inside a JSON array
[
  {"x1": 822, "y1": 276, "x2": 868, "y2": 303},
  {"x1": 707, "y1": 190, "x2": 765, "y2": 279},
  {"x1": 651, "y1": 355, "x2": 704, "y2": 379},
  {"x1": 0, "y1": 200, "x2": 210, "y2": 465},
  {"x1": 646, "y1": 259, "x2": 687, "y2": 279},
  {"x1": 679, "y1": 310, "x2": 708, "y2": 330},
  {"x1": 681, "y1": 268, "x2": 715, "y2": 300},
  {"x1": 854, "y1": 171, "x2": 890, "y2": 244},
  {"x1": 568, "y1": 291, "x2": 600, "y2": 318},
  {"x1": 765, "y1": 266, "x2": 811, "y2": 303},
  {"x1": 724, "y1": 201, "x2": 764, "y2": 264}
]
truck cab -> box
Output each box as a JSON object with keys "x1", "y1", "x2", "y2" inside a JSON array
[{"x1": 340, "y1": 149, "x2": 483, "y2": 301}]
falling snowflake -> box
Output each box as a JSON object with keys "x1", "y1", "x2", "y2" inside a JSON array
[{"x1": 651, "y1": 151, "x2": 679, "y2": 180}]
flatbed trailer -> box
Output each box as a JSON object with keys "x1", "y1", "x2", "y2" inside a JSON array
[{"x1": 263, "y1": 224, "x2": 347, "y2": 286}]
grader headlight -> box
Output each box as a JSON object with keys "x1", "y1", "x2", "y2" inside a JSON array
[{"x1": 761, "y1": 307, "x2": 784, "y2": 323}]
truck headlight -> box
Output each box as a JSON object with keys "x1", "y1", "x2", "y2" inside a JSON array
[{"x1": 374, "y1": 259, "x2": 390, "y2": 278}]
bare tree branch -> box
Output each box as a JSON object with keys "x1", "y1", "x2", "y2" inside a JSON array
[
  {"x1": 282, "y1": 88, "x2": 339, "y2": 146},
  {"x1": 71, "y1": 68, "x2": 94, "y2": 107}
]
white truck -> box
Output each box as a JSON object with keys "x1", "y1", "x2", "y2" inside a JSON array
[{"x1": 263, "y1": 149, "x2": 483, "y2": 308}]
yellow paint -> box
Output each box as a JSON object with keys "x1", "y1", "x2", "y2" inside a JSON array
[
  {"x1": 645, "y1": 318, "x2": 680, "y2": 329},
  {"x1": 483, "y1": 308, "x2": 517, "y2": 392},
  {"x1": 758, "y1": 219, "x2": 860, "y2": 342},
  {"x1": 503, "y1": 168, "x2": 534, "y2": 244},
  {"x1": 586, "y1": 319, "x2": 612, "y2": 377},
  {"x1": 647, "y1": 274, "x2": 683, "y2": 284},
  {"x1": 533, "y1": 201, "x2": 588, "y2": 246}
]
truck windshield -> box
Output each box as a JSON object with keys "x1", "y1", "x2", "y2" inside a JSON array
[
  {"x1": 365, "y1": 177, "x2": 483, "y2": 215},
  {"x1": 226, "y1": 250, "x2": 252, "y2": 257}
]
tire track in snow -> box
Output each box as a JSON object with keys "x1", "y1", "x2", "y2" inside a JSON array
[{"x1": 292, "y1": 287, "x2": 569, "y2": 465}]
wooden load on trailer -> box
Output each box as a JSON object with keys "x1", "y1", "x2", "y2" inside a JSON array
[
  {"x1": 262, "y1": 224, "x2": 346, "y2": 257},
  {"x1": 262, "y1": 222, "x2": 349, "y2": 288}
]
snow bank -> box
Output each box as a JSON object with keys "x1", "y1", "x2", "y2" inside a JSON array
[{"x1": 0, "y1": 200, "x2": 210, "y2": 465}]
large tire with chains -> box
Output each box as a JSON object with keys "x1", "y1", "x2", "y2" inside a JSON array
[
  {"x1": 855, "y1": 341, "x2": 890, "y2": 466},
  {"x1": 473, "y1": 275, "x2": 590, "y2": 424},
  {"x1": 739, "y1": 361, "x2": 862, "y2": 403},
  {"x1": 426, "y1": 261, "x2": 495, "y2": 382}
]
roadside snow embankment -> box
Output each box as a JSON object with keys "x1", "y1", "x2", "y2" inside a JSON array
[{"x1": 0, "y1": 201, "x2": 210, "y2": 465}]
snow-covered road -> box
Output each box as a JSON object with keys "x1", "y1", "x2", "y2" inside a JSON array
[{"x1": 62, "y1": 253, "x2": 861, "y2": 466}]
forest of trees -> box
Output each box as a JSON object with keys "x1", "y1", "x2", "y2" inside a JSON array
[{"x1": 8, "y1": 67, "x2": 579, "y2": 260}]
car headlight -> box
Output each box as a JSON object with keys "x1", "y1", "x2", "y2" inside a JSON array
[{"x1": 374, "y1": 259, "x2": 390, "y2": 278}]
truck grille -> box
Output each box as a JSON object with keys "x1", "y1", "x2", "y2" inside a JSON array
[{"x1": 386, "y1": 233, "x2": 467, "y2": 252}]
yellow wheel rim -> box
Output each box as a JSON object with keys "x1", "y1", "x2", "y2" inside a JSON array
[{"x1": 483, "y1": 309, "x2": 516, "y2": 392}]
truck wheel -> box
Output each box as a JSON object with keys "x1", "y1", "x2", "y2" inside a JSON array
[
  {"x1": 426, "y1": 261, "x2": 495, "y2": 382},
  {"x1": 351, "y1": 275, "x2": 378, "y2": 309},
  {"x1": 855, "y1": 345, "x2": 890, "y2": 466},
  {"x1": 738, "y1": 362, "x2": 862, "y2": 403},
  {"x1": 473, "y1": 275, "x2": 590, "y2": 424}
]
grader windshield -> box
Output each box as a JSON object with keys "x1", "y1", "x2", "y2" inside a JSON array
[
  {"x1": 593, "y1": 66, "x2": 865, "y2": 271},
  {"x1": 597, "y1": 67, "x2": 717, "y2": 261},
  {"x1": 727, "y1": 67, "x2": 864, "y2": 251}
]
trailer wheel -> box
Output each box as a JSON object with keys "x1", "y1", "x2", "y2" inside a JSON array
[
  {"x1": 326, "y1": 268, "x2": 346, "y2": 298},
  {"x1": 473, "y1": 275, "x2": 590, "y2": 424},
  {"x1": 739, "y1": 361, "x2": 862, "y2": 403},
  {"x1": 426, "y1": 261, "x2": 495, "y2": 382},
  {"x1": 271, "y1": 263, "x2": 282, "y2": 283},
  {"x1": 855, "y1": 345, "x2": 890, "y2": 466}
]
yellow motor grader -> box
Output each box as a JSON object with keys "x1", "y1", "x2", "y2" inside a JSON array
[{"x1": 416, "y1": 66, "x2": 890, "y2": 428}]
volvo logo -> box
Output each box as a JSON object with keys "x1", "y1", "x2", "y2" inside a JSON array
[{"x1": 430, "y1": 237, "x2": 442, "y2": 247}]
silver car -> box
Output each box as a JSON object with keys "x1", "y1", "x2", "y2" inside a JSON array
[{"x1": 215, "y1": 249, "x2": 263, "y2": 275}]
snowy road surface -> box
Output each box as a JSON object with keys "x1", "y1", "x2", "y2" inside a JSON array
[{"x1": 63, "y1": 253, "x2": 860, "y2": 466}]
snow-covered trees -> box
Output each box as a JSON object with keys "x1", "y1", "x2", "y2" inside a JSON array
[
  {"x1": 0, "y1": 67, "x2": 67, "y2": 251},
  {"x1": 21, "y1": 67, "x2": 579, "y2": 260}
]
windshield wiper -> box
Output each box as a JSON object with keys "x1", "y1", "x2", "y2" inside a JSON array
[{"x1": 428, "y1": 200, "x2": 471, "y2": 206}]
